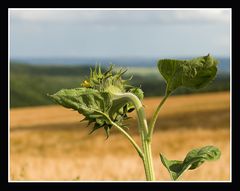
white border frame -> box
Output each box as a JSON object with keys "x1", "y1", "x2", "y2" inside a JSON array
[{"x1": 8, "y1": 8, "x2": 232, "y2": 183}]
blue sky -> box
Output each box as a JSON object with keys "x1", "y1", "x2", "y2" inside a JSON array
[{"x1": 10, "y1": 9, "x2": 231, "y2": 59}]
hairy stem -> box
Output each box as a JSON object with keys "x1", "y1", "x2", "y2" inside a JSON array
[
  {"x1": 143, "y1": 139, "x2": 155, "y2": 180},
  {"x1": 113, "y1": 92, "x2": 155, "y2": 181},
  {"x1": 148, "y1": 90, "x2": 171, "y2": 141}
]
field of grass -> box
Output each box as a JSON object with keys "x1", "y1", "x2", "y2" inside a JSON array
[{"x1": 10, "y1": 91, "x2": 230, "y2": 181}]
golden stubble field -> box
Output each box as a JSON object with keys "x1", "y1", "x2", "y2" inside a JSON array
[{"x1": 10, "y1": 91, "x2": 230, "y2": 181}]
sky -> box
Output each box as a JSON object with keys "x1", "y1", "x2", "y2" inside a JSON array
[{"x1": 10, "y1": 9, "x2": 231, "y2": 59}]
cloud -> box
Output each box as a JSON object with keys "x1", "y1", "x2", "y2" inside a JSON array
[
  {"x1": 10, "y1": 9, "x2": 230, "y2": 58},
  {"x1": 10, "y1": 9, "x2": 230, "y2": 26},
  {"x1": 172, "y1": 10, "x2": 230, "y2": 23}
]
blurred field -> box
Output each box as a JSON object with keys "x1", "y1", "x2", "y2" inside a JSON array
[
  {"x1": 10, "y1": 91, "x2": 230, "y2": 181},
  {"x1": 10, "y1": 63, "x2": 230, "y2": 107}
]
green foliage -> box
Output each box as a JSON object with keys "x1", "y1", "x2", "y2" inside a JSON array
[
  {"x1": 49, "y1": 66, "x2": 143, "y2": 137},
  {"x1": 160, "y1": 146, "x2": 221, "y2": 180},
  {"x1": 157, "y1": 55, "x2": 221, "y2": 180},
  {"x1": 49, "y1": 88, "x2": 113, "y2": 137},
  {"x1": 158, "y1": 54, "x2": 218, "y2": 93},
  {"x1": 47, "y1": 55, "x2": 222, "y2": 181}
]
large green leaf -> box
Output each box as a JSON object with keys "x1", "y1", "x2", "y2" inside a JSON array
[
  {"x1": 160, "y1": 146, "x2": 221, "y2": 180},
  {"x1": 158, "y1": 54, "x2": 218, "y2": 93},
  {"x1": 49, "y1": 87, "x2": 111, "y2": 115},
  {"x1": 48, "y1": 87, "x2": 114, "y2": 136}
]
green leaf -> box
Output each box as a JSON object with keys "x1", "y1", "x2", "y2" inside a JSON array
[
  {"x1": 48, "y1": 87, "x2": 113, "y2": 136},
  {"x1": 49, "y1": 87, "x2": 111, "y2": 114},
  {"x1": 158, "y1": 54, "x2": 218, "y2": 93},
  {"x1": 48, "y1": 65, "x2": 145, "y2": 137},
  {"x1": 160, "y1": 146, "x2": 221, "y2": 180}
]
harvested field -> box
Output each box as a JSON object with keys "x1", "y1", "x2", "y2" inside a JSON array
[{"x1": 10, "y1": 91, "x2": 230, "y2": 181}]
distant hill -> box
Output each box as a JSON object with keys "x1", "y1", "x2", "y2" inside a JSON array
[
  {"x1": 10, "y1": 62, "x2": 91, "y2": 77},
  {"x1": 10, "y1": 62, "x2": 230, "y2": 108},
  {"x1": 11, "y1": 57, "x2": 230, "y2": 73}
]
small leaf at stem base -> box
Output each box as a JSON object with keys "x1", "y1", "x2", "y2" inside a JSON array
[{"x1": 160, "y1": 145, "x2": 221, "y2": 180}]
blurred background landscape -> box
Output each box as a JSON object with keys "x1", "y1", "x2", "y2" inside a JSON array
[
  {"x1": 10, "y1": 57, "x2": 229, "y2": 108},
  {"x1": 10, "y1": 9, "x2": 230, "y2": 181}
]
